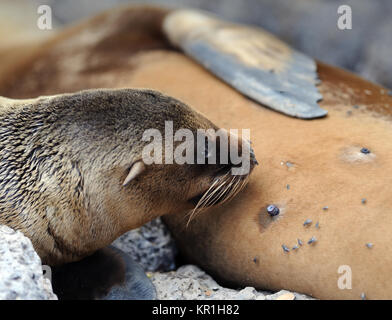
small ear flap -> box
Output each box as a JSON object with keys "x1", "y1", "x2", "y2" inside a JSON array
[{"x1": 123, "y1": 161, "x2": 146, "y2": 187}]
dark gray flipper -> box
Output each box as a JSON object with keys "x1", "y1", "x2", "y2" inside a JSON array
[
  {"x1": 51, "y1": 246, "x2": 156, "y2": 300},
  {"x1": 102, "y1": 246, "x2": 156, "y2": 300},
  {"x1": 163, "y1": 10, "x2": 326, "y2": 119}
]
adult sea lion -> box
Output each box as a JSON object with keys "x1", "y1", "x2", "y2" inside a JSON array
[{"x1": 1, "y1": 5, "x2": 392, "y2": 299}]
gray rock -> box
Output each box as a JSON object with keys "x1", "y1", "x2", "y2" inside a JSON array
[
  {"x1": 149, "y1": 264, "x2": 313, "y2": 300},
  {"x1": 0, "y1": 225, "x2": 57, "y2": 300},
  {"x1": 359, "y1": 20, "x2": 392, "y2": 88},
  {"x1": 0, "y1": 223, "x2": 312, "y2": 300},
  {"x1": 112, "y1": 220, "x2": 314, "y2": 300},
  {"x1": 266, "y1": 289, "x2": 313, "y2": 300},
  {"x1": 112, "y1": 218, "x2": 177, "y2": 272}
]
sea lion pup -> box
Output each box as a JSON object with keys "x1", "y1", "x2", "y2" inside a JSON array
[
  {"x1": 0, "y1": 88, "x2": 256, "y2": 266},
  {"x1": 1, "y1": 5, "x2": 392, "y2": 300}
]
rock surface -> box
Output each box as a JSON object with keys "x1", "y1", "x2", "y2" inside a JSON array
[
  {"x1": 0, "y1": 225, "x2": 57, "y2": 300},
  {"x1": 113, "y1": 219, "x2": 313, "y2": 300},
  {"x1": 112, "y1": 218, "x2": 177, "y2": 272},
  {"x1": 0, "y1": 220, "x2": 312, "y2": 300},
  {"x1": 149, "y1": 265, "x2": 313, "y2": 300}
]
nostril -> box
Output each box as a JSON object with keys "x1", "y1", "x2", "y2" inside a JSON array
[{"x1": 250, "y1": 147, "x2": 259, "y2": 166}]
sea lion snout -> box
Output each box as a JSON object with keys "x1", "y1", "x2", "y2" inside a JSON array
[
  {"x1": 186, "y1": 132, "x2": 256, "y2": 218},
  {"x1": 250, "y1": 147, "x2": 258, "y2": 166},
  {"x1": 226, "y1": 130, "x2": 258, "y2": 176}
]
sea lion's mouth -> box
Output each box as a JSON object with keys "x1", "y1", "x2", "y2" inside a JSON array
[
  {"x1": 186, "y1": 170, "x2": 250, "y2": 225},
  {"x1": 186, "y1": 142, "x2": 258, "y2": 225},
  {"x1": 189, "y1": 166, "x2": 248, "y2": 206},
  {"x1": 189, "y1": 192, "x2": 205, "y2": 207}
]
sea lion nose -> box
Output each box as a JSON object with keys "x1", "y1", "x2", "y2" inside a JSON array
[
  {"x1": 233, "y1": 138, "x2": 259, "y2": 174},
  {"x1": 220, "y1": 129, "x2": 258, "y2": 174},
  {"x1": 250, "y1": 146, "x2": 259, "y2": 167}
]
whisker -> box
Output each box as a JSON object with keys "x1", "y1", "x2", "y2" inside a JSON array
[
  {"x1": 208, "y1": 176, "x2": 236, "y2": 207},
  {"x1": 185, "y1": 171, "x2": 250, "y2": 228},
  {"x1": 186, "y1": 177, "x2": 222, "y2": 226}
]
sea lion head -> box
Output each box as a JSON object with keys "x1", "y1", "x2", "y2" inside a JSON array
[
  {"x1": 1, "y1": 88, "x2": 257, "y2": 264},
  {"x1": 72, "y1": 88, "x2": 259, "y2": 231}
]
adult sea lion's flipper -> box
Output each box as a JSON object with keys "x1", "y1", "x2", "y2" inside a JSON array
[
  {"x1": 163, "y1": 9, "x2": 326, "y2": 119},
  {"x1": 51, "y1": 246, "x2": 156, "y2": 300},
  {"x1": 102, "y1": 246, "x2": 157, "y2": 300}
]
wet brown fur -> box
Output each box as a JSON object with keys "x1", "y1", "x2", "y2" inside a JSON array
[{"x1": 0, "y1": 88, "x2": 239, "y2": 265}]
